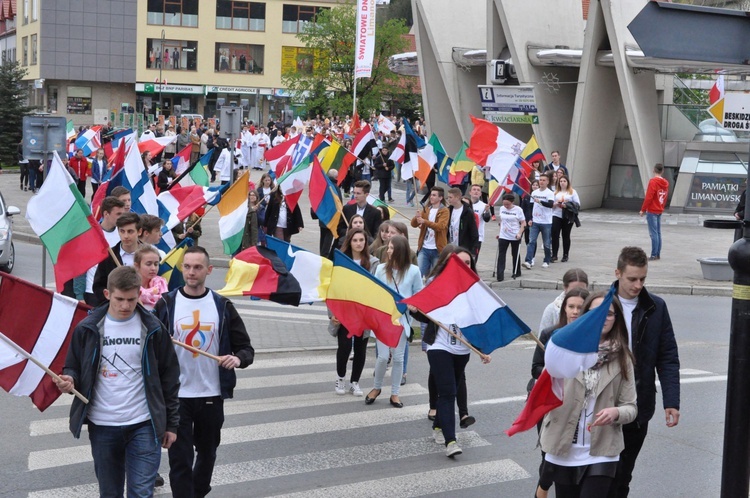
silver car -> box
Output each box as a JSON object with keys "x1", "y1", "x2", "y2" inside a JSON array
[{"x1": 0, "y1": 190, "x2": 20, "y2": 273}]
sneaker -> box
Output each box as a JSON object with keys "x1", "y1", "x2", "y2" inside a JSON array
[
  {"x1": 522, "y1": 262, "x2": 532, "y2": 270},
  {"x1": 349, "y1": 381, "x2": 363, "y2": 396},
  {"x1": 542, "y1": 262, "x2": 549, "y2": 268},
  {"x1": 445, "y1": 441, "x2": 463, "y2": 457},
  {"x1": 155, "y1": 473, "x2": 165, "y2": 487},
  {"x1": 531, "y1": 258, "x2": 535, "y2": 266},
  {"x1": 335, "y1": 377, "x2": 346, "y2": 395},
  {"x1": 433, "y1": 428, "x2": 445, "y2": 445}
]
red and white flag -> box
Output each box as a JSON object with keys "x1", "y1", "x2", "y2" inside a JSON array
[
  {"x1": 352, "y1": 123, "x2": 377, "y2": 159},
  {"x1": 709, "y1": 75, "x2": 725, "y2": 105},
  {"x1": 389, "y1": 131, "x2": 406, "y2": 164},
  {"x1": 265, "y1": 135, "x2": 300, "y2": 178},
  {"x1": 467, "y1": 115, "x2": 525, "y2": 188},
  {"x1": 0, "y1": 273, "x2": 90, "y2": 411}
]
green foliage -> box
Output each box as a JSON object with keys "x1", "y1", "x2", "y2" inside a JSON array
[
  {"x1": 282, "y1": 3, "x2": 412, "y2": 118},
  {"x1": 379, "y1": 0, "x2": 413, "y2": 27},
  {"x1": 0, "y1": 61, "x2": 33, "y2": 165}
]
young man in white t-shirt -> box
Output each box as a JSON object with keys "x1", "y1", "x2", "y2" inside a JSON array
[
  {"x1": 56, "y1": 266, "x2": 180, "y2": 497},
  {"x1": 523, "y1": 173, "x2": 555, "y2": 269},
  {"x1": 469, "y1": 184, "x2": 492, "y2": 256}
]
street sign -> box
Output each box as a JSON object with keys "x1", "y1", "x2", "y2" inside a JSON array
[
  {"x1": 144, "y1": 83, "x2": 155, "y2": 94},
  {"x1": 709, "y1": 92, "x2": 750, "y2": 131},
  {"x1": 483, "y1": 113, "x2": 539, "y2": 125},
  {"x1": 478, "y1": 85, "x2": 538, "y2": 114},
  {"x1": 22, "y1": 116, "x2": 67, "y2": 161}
]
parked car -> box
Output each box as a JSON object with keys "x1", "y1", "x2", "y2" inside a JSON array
[{"x1": 0, "y1": 190, "x2": 20, "y2": 273}]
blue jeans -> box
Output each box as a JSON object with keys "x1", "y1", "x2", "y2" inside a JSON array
[
  {"x1": 373, "y1": 333, "x2": 407, "y2": 395},
  {"x1": 88, "y1": 421, "x2": 161, "y2": 498},
  {"x1": 406, "y1": 180, "x2": 416, "y2": 205},
  {"x1": 417, "y1": 247, "x2": 439, "y2": 277},
  {"x1": 646, "y1": 212, "x2": 662, "y2": 257},
  {"x1": 525, "y1": 223, "x2": 552, "y2": 264},
  {"x1": 361, "y1": 173, "x2": 371, "y2": 182}
]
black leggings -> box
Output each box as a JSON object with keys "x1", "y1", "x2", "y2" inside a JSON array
[
  {"x1": 552, "y1": 216, "x2": 573, "y2": 258},
  {"x1": 555, "y1": 476, "x2": 613, "y2": 498},
  {"x1": 336, "y1": 326, "x2": 369, "y2": 383},
  {"x1": 428, "y1": 369, "x2": 468, "y2": 418}
]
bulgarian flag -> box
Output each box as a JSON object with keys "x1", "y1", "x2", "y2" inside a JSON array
[
  {"x1": 26, "y1": 152, "x2": 110, "y2": 292},
  {"x1": 217, "y1": 170, "x2": 250, "y2": 255},
  {"x1": 66, "y1": 120, "x2": 76, "y2": 142}
]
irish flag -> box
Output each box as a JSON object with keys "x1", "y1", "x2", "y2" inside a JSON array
[
  {"x1": 26, "y1": 152, "x2": 110, "y2": 292},
  {"x1": 217, "y1": 170, "x2": 249, "y2": 255}
]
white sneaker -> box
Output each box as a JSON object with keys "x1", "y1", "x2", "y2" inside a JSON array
[
  {"x1": 335, "y1": 377, "x2": 346, "y2": 395},
  {"x1": 542, "y1": 262, "x2": 549, "y2": 268},
  {"x1": 522, "y1": 262, "x2": 532, "y2": 270},
  {"x1": 445, "y1": 441, "x2": 463, "y2": 457},
  {"x1": 433, "y1": 428, "x2": 445, "y2": 445},
  {"x1": 349, "y1": 381, "x2": 363, "y2": 396}
]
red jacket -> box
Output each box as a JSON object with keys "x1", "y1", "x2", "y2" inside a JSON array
[
  {"x1": 69, "y1": 156, "x2": 89, "y2": 181},
  {"x1": 641, "y1": 176, "x2": 669, "y2": 214}
]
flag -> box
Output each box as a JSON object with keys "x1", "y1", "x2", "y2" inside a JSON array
[
  {"x1": 138, "y1": 135, "x2": 178, "y2": 158},
  {"x1": 292, "y1": 134, "x2": 314, "y2": 167},
  {"x1": 389, "y1": 131, "x2": 406, "y2": 164},
  {"x1": 158, "y1": 237, "x2": 194, "y2": 290},
  {"x1": 277, "y1": 155, "x2": 312, "y2": 212},
  {"x1": 317, "y1": 139, "x2": 357, "y2": 185},
  {"x1": 157, "y1": 183, "x2": 227, "y2": 229},
  {"x1": 403, "y1": 119, "x2": 426, "y2": 148},
  {"x1": 709, "y1": 75, "x2": 725, "y2": 105},
  {"x1": 467, "y1": 116, "x2": 525, "y2": 189},
  {"x1": 74, "y1": 126, "x2": 102, "y2": 156},
  {"x1": 506, "y1": 286, "x2": 616, "y2": 436},
  {"x1": 25, "y1": 152, "x2": 110, "y2": 292},
  {"x1": 173, "y1": 149, "x2": 212, "y2": 188},
  {"x1": 449, "y1": 142, "x2": 476, "y2": 187},
  {"x1": 66, "y1": 120, "x2": 76, "y2": 142},
  {"x1": 218, "y1": 246, "x2": 302, "y2": 306},
  {"x1": 378, "y1": 114, "x2": 396, "y2": 135},
  {"x1": 217, "y1": 170, "x2": 250, "y2": 255},
  {"x1": 119, "y1": 139, "x2": 174, "y2": 225},
  {"x1": 310, "y1": 134, "x2": 329, "y2": 159},
  {"x1": 351, "y1": 111, "x2": 361, "y2": 133},
  {"x1": 90, "y1": 138, "x2": 128, "y2": 219},
  {"x1": 266, "y1": 135, "x2": 299, "y2": 178},
  {"x1": 352, "y1": 123, "x2": 377, "y2": 159},
  {"x1": 402, "y1": 254, "x2": 530, "y2": 354},
  {"x1": 354, "y1": 0, "x2": 376, "y2": 78},
  {"x1": 367, "y1": 194, "x2": 397, "y2": 219},
  {"x1": 429, "y1": 134, "x2": 453, "y2": 184},
  {"x1": 521, "y1": 135, "x2": 545, "y2": 164},
  {"x1": 171, "y1": 144, "x2": 192, "y2": 176},
  {"x1": 415, "y1": 143, "x2": 437, "y2": 185},
  {"x1": 400, "y1": 133, "x2": 420, "y2": 181},
  {"x1": 103, "y1": 129, "x2": 136, "y2": 160},
  {"x1": 293, "y1": 116, "x2": 304, "y2": 131},
  {"x1": 327, "y1": 250, "x2": 407, "y2": 347},
  {"x1": 309, "y1": 156, "x2": 343, "y2": 238},
  {"x1": 265, "y1": 236, "x2": 333, "y2": 304},
  {"x1": 0, "y1": 273, "x2": 90, "y2": 412}
]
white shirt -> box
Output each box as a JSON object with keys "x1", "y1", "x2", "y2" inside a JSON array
[
  {"x1": 120, "y1": 246, "x2": 135, "y2": 267},
  {"x1": 173, "y1": 290, "x2": 221, "y2": 397},
  {"x1": 214, "y1": 149, "x2": 233, "y2": 182},
  {"x1": 423, "y1": 208, "x2": 439, "y2": 250},
  {"x1": 619, "y1": 295, "x2": 638, "y2": 350},
  {"x1": 498, "y1": 205, "x2": 525, "y2": 240},
  {"x1": 427, "y1": 323, "x2": 470, "y2": 355},
  {"x1": 472, "y1": 200, "x2": 487, "y2": 242},
  {"x1": 449, "y1": 205, "x2": 463, "y2": 245},
  {"x1": 278, "y1": 199, "x2": 288, "y2": 228},
  {"x1": 531, "y1": 188, "x2": 555, "y2": 225},
  {"x1": 552, "y1": 189, "x2": 581, "y2": 218}
]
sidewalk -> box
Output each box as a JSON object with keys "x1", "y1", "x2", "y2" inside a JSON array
[{"x1": 3, "y1": 170, "x2": 737, "y2": 297}]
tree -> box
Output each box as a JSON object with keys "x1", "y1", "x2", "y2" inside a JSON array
[
  {"x1": 380, "y1": 0, "x2": 413, "y2": 27},
  {"x1": 0, "y1": 61, "x2": 33, "y2": 166},
  {"x1": 282, "y1": 3, "x2": 411, "y2": 118}
]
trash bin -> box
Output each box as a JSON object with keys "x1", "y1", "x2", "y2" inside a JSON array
[{"x1": 697, "y1": 257, "x2": 733, "y2": 281}]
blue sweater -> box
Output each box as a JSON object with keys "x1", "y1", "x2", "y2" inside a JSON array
[{"x1": 374, "y1": 263, "x2": 423, "y2": 337}]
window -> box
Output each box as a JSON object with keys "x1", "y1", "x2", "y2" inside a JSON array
[
  {"x1": 146, "y1": 38, "x2": 198, "y2": 71},
  {"x1": 216, "y1": 1, "x2": 265, "y2": 31},
  {"x1": 31, "y1": 0, "x2": 37, "y2": 21},
  {"x1": 21, "y1": 36, "x2": 27, "y2": 66},
  {"x1": 282, "y1": 4, "x2": 327, "y2": 33},
  {"x1": 30, "y1": 34, "x2": 37, "y2": 65},
  {"x1": 22, "y1": 0, "x2": 28, "y2": 24},
  {"x1": 147, "y1": 0, "x2": 199, "y2": 27},
  {"x1": 215, "y1": 43, "x2": 264, "y2": 74},
  {"x1": 48, "y1": 86, "x2": 58, "y2": 113},
  {"x1": 67, "y1": 86, "x2": 92, "y2": 115}
]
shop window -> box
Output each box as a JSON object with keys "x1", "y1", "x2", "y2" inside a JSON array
[
  {"x1": 215, "y1": 43, "x2": 264, "y2": 74},
  {"x1": 67, "y1": 86, "x2": 92, "y2": 115},
  {"x1": 282, "y1": 4, "x2": 327, "y2": 33},
  {"x1": 147, "y1": 0, "x2": 199, "y2": 27},
  {"x1": 216, "y1": 1, "x2": 265, "y2": 31},
  {"x1": 147, "y1": 39, "x2": 198, "y2": 71}
]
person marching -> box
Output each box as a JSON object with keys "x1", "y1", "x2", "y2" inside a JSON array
[
  {"x1": 496, "y1": 194, "x2": 526, "y2": 281},
  {"x1": 551, "y1": 174, "x2": 581, "y2": 263}
]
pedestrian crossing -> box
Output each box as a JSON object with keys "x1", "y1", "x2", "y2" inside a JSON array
[{"x1": 24, "y1": 350, "x2": 534, "y2": 497}]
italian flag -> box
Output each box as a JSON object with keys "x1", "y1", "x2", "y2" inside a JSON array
[
  {"x1": 217, "y1": 170, "x2": 249, "y2": 255},
  {"x1": 26, "y1": 152, "x2": 111, "y2": 292}
]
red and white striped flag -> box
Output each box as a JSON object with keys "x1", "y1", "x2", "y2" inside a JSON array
[{"x1": 0, "y1": 273, "x2": 90, "y2": 411}]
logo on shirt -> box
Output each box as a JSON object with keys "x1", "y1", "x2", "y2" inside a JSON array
[{"x1": 181, "y1": 310, "x2": 215, "y2": 359}]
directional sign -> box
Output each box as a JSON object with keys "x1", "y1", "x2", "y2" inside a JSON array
[
  {"x1": 709, "y1": 92, "x2": 750, "y2": 131},
  {"x1": 483, "y1": 113, "x2": 539, "y2": 125},
  {"x1": 478, "y1": 86, "x2": 538, "y2": 114}
]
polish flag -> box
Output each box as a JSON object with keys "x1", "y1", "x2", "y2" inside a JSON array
[
  {"x1": 709, "y1": 75, "x2": 725, "y2": 105},
  {"x1": 467, "y1": 116, "x2": 525, "y2": 191}
]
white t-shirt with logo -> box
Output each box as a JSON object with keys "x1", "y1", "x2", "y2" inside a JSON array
[
  {"x1": 531, "y1": 188, "x2": 555, "y2": 225},
  {"x1": 422, "y1": 208, "x2": 439, "y2": 250},
  {"x1": 88, "y1": 313, "x2": 150, "y2": 426},
  {"x1": 499, "y1": 205, "x2": 525, "y2": 241},
  {"x1": 427, "y1": 323, "x2": 470, "y2": 355},
  {"x1": 449, "y1": 206, "x2": 463, "y2": 245},
  {"x1": 173, "y1": 290, "x2": 221, "y2": 398}
]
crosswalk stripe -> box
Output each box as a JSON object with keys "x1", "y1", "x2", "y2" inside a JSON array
[
  {"x1": 276, "y1": 459, "x2": 531, "y2": 497},
  {"x1": 28, "y1": 403, "x2": 432, "y2": 471},
  {"x1": 30, "y1": 384, "x2": 429, "y2": 437},
  {"x1": 29, "y1": 433, "x2": 491, "y2": 498},
  {"x1": 232, "y1": 300, "x2": 328, "y2": 312},
  {"x1": 236, "y1": 309, "x2": 329, "y2": 321}
]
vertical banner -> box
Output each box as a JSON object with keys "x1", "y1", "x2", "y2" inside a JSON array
[{"x1": 354, "y1": 0, "x2": 376, "y2": 79}]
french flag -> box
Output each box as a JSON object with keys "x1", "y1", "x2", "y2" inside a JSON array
[
  {"x1": 506, "y1": 286, "x2": 616, "y2": 436},
  {"x1": 402, "y1": 254, "x2": 530, "y2": 354}
]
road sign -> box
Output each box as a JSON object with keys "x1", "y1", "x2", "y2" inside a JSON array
[
  {"x1": 478, "y1": 85, "x2": 538, "y2": 114},
  {"x1": 708, "y1": 92, "x2": 750, "y2": 131},
  {"x1": 144, "y1": 83, "x2": 155, "y2": 94},
  {"x1": 483, "y1": 113, "x2": 539, "y2": 125}
]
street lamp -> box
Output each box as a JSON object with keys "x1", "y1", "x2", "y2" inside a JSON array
[{"x1": 159, "y1": 29, "x2": 165, "y2": 118}]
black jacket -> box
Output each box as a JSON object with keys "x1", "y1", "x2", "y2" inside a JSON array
[
  {"x1": 264, "y1": 194, "x2": 304, "y2": 236},
  {"x1": 531, "y1": 325, "x2": 557, "y2": 380},
  {"x1": 63, "y1": 304, "x2": 181, "y2": 439},
  {"x1": 338, "y1": 203, "x2": 382, "y2": 239},
  {"x1": 371, "y1": 154, "x2": 394, "y2": 180},
  {"x1": 447, "y1": 202, "x2": 479, "y2": 252},
  {"x1": 154, "y1": 288, "x2": 254, "y2": 399},
  {"x1": 92, "y1": 242, "x2": 127, "y2": 307},
  {"x1": 613, "y1": 281, "x2": 680, "y2": 424}
]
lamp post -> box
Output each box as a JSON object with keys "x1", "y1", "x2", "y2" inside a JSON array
[{"x1": 159, "y1": 29, "x2": 165, "y2": 118}]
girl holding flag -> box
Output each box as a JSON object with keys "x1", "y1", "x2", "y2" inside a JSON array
[{"x1": 539, "y1": 292, "x2": 636, "y2": 498}]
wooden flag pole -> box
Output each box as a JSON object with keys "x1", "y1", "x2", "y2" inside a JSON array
[
  {"x1": 366, "y1": 194, "x2": 411, "y2": 222},
  {"x1": 172, "y1": 338, "x2": 222, "y2": 362},
  {"x1": 0, "y1": 331, "x2": 89, "y2": 404},
  {"x1": 526, "y1": 330, "x2": 545, "y2": 350},
  {"x1": 416, "y1": 311, "x2": 491, "y2": 363},
  {"x1": 108, "y1": 246, "x2": 122, "y2": 267}
]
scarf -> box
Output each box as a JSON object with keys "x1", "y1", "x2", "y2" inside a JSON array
[{"x1": 582, "y1": 340, "x2": 621, "y2": 406}]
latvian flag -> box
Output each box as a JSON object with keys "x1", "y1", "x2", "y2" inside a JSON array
[{"x1": 0, "y1": 273, "x2": 90, "y2": 411}]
